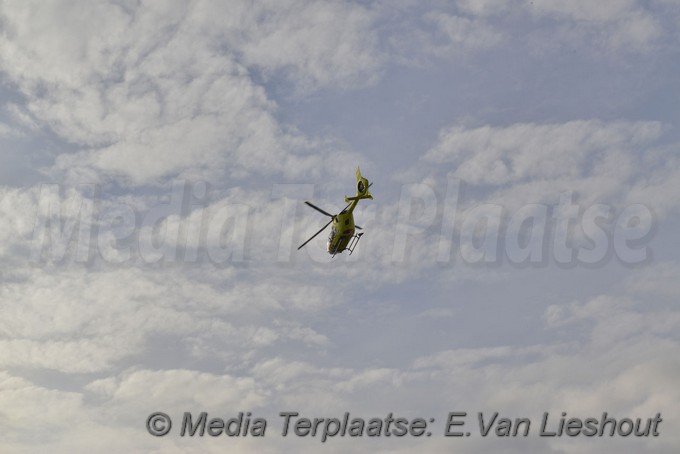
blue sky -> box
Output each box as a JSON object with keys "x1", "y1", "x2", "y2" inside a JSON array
[{"x1": 1, "y1": 1, "x2": 679, "y2": 452}]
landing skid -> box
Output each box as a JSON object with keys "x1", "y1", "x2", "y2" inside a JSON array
[
  {"x1": 330, "y1": 233, "x2": 364, "y2": 258},
  {"x1": 347, "y1": 232, "x2": 364, "y2": 255}
]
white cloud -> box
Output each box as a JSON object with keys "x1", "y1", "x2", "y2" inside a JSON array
[
  {"x1": 626, "y1": 153, "x2": 680, "y2": 217},
  {"x1": 0, "y1": 372, "x2": 87, "y2": 447},
  {"x1": 1, "y1": 2, "x2": 679, "y2": 453},
  {"x1": 457, "y1": 0, "x2": 510, "y2": 17},
  {"x1": 529, "y1": 0, "x2": 639, "y2": 22},
  {"x1": 419, "y1": 120, "x2": 680, "y2": 221},
  {"x1": 625, "y1": 261, "x2": 680, "y2": 299},
  {"x1": 387, "y1": 7, "x2": 503, "y2": 65},
  {"x1": 229, "y1": 0, "x2": 382, "y2": 92},
  {"x1": 1, "y1": 254, "x2": 679, "y2": 453},
  {"x1": 0, "y1": 122, "x2": 15, "y2": 138},
  {"x1": 425, "y1": 120, "x2": 662, "y2": 186},
  {"x1": 87, "y1": 368, "x2": 266, "y2": 412},
  {"x1": 0, "y1": 0, "x2": 381, "y2": 185},
  {"x1": 424, "y1": 11, "x2": 503, "y2": 53},
  {"x1": 0, "y1": 186, "x2": 40, "y2": 260},
  {"x1": 0, "y1": 265, "x2": 340, "y2": 374},
  {"x1": 526, "y1": 0, "x2": 663, "y2": 52}
]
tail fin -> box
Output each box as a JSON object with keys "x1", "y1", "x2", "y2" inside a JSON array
[
  {"x1": 344, "y1": 166, "x2": 373, "y2": 203},
  {"x1": 355, "y1": 166, "x2": 373, "y2": 200}
]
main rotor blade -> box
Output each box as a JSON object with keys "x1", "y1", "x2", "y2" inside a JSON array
[
  {"x1": 355, "y1": 225, "x2": 362, "y2": 230},
  {"x1": 297, "y1": 219, "x2": 333, "y2": 250},
  {"x1": 339, "y1": 201, "x2": 352, "y2": 214},
  {"x1": 304, "y1": 201, "x2": 334, "y2": 218}
]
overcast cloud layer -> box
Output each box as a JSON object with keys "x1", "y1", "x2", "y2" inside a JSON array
[{"x1": 1, "y1": 1, "x2": 679, "y2": 453}]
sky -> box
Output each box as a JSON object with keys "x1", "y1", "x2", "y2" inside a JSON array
[{"x1": 0, "y1": 0, "x2": 679, "y2": 452}]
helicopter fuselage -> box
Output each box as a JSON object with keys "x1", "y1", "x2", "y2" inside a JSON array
[{"x1": 326, "y1": 209, "x2": 355, "y2": 255}]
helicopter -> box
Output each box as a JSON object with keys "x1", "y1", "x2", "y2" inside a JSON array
[{"x1": 298, "y1": 167, "x2": 373, "y2": 256}]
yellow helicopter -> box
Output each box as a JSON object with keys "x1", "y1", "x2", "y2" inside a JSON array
[{"x1": 298, "y1": 167, "x2": 373, "y2": 256}]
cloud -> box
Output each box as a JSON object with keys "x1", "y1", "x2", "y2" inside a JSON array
[
  {"x1": 425, "y1": 120, "x2": 662, "y2": 186},
  {"x1": 423, "y1": 11, "x2": 503, "y2": 54},
  {"x1": 418, "y1": 119, "x2": 680, "y2": 221},
  {"x1": 456, "y1": 0, "x2": 510, "y2": 17},
  {"x1": 227, "y1": 0, "x2": 383, "y2": 92},
  {"x1": 0, "y1": 265, "x2": 338, "y2": 374},
  {"x1": 529, "y1": 0, "x2": 641, "y2": 22},
  {"x1": 625, "y1": 261, "x2": 680, "y2": 299},
  {"x1": 0, "y1": 122, "x2": 16, "y2": 138},
  {"x1": 0, "y1": 1, "x2": 381, "y2": 185},
  {"x1": 1, "y1": 2, "x2": 679, "y2": 453},
  {"x1": 87, "y1": 368, "x2": 267, "y2": 413},
  {"x1": 526, "y1": 0, "x2": 663, "y2": 53},
  {"x1": 377, "y1": 119, "x2": 678, "y2": 267},
  {"x1": 387, "y1": 0, "x2": 672, "y2": 65},
  {"x1": 0, "y1": 186, "x2": 40, "y2": 261},
  {"x1": 385, "y1": 6, "x2": 504, "y2": 65},
  {"x1": 2, "y1": 1, "x2": 673, "y2": 186}
]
